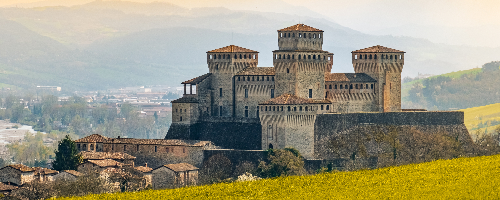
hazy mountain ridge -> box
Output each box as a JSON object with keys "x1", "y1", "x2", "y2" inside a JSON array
[{"x1": 0, "y1": 1, "x2": 499, "y2": 93}]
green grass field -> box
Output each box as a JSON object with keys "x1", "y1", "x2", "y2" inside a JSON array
[
  {"x1": 59, "y1": 154, "x2": 500, "y2": 199},
  {"x1": 460, "y1": 103, "x2": 500, "y2": 136}
]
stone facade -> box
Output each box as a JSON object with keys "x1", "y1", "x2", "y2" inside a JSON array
[
  {"x1": 0, "y1": 165, "x2": 35, "y2": 186},
  {"x1": 152, "y1": 163, "x2": 198, "y2": 189}
]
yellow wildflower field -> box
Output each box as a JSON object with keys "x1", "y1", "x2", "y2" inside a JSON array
[{"x1": 59, "y1": 154, "x2": 500, "y2": 199}]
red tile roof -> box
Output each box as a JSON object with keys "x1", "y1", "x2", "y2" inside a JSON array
[
  {"x1": 236, "y1": 67, "x2": 275, "y2": 76},
  {"x1": 33, "y1": 167, "x2": 58, "y2": 175},
  {"x1": 86, "y1": 159, "x2": 124, "y2": 168},
  {"x1": 80, "y1": 151, "x2": 136, "y2": 160},
  {"x1": 278, "y1": 24, "x2": 323, "y2": 32},
  {"x1": 207, "y1": 45, "x2": 258, "y2": 53},
  {"x1": 104, "y1": 137, "x2": 208, "y2": 147},
  {"x1": 352, "y1": 45, "x2": 405, "y2": 53},
  {"x1": 182, "y1": 73, "x2": 212, "y2": 84},
  {"x1": 75, "y1": 134, "x2": 108, "y2": 143},
  {"x1": 325, "y1": 73, "x2": 377, "y2": 82},
  {"x1": 4, "y1": 164, "x2": 34, "y2": 172},
  {"x1": 160, "y1": 163, "x2": 198, "y2": 172},
  {"x1": 135, "y1": 166, "x2": 153, "y2": 173},
  {"x1": 260, "y1": 94, "x2": 331, "y2": 105}
]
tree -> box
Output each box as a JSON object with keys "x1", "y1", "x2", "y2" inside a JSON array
[
  {"x1": 257, "y1": 148, "x2": 305, "y2": 178},
  {"x1": 52, "y1": 135, "x2": 82, "y2": 171}
]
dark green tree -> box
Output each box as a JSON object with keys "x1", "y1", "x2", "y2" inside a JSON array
[
  {"x1": 52, "y1": 135, "x2": 82, "y2": 171},
  {"x1": 257, "y1": 148, "x2": 305, "y2": 178}
]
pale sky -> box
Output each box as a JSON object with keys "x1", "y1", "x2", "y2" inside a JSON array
[{"x1": 2, "y1": 0, "x2": 500, "y2": 47}]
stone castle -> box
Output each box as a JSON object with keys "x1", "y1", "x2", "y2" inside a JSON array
[{"x1": 167, "y1": 24, "x2": 470, "y2": 159}]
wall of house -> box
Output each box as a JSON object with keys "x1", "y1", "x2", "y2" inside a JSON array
[
  {"x1": 172, "y1": 103, "x2": 199, "y2": 124},
  {"x1": 130, "y1": 146, "x2": 204, "y2": 169},
  {"x1": 187, "y1": 171, "x2": 198, "y2": 186},
  {"x1": 53, "y1": 172, "x2": 77, "y2": 182},
  {"x1": 0, "y1": 167, "x2": 22, "y2": 186},
  {"x1": 152, "y1": 167, "x2": 175, "y2": 189},
  {"x1": 76, "y1": 142, "x2": 103, "y2": 152},
  {"x1": 234, "y1": 75, "x2": 274, "y2": 118}
]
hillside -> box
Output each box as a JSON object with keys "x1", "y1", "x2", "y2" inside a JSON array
[
  {"x1": 59, "y1": 154, "x2": 500, "y2": 199},
  {"x1": 460, "y1": 103, "x2": 500, "y2": 137},
  {"x1": 402, "y1": 61, "x2": 500, "y2": 110},
  {"x1": 0, "y1": 1, "x2": 499, "y2": 92}
]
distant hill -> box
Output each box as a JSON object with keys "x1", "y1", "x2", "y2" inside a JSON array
[
  {"x1": 403, "y1": 61, "x2": 500, "y2": 110},
  {"x1": 460, "y1": 103, "x2": 500, "y2": 138},
  {"x1": 0, "y1": 1, "x2": 499, "y2": 92}
]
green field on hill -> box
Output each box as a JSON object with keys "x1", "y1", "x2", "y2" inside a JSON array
[
  {"x1": 59, "y1": 154, "x2": 500, "y2": 199},
  {"x1": 461, "y1": 103, "x2": 500, "y2": 137}
]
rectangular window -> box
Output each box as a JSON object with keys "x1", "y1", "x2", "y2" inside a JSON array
[
  {"x1": 245, "y1": 89, "x2": 248, "y2": 98},
  {"x1": 335, "y1": 85, "x2": 337, "y2": 89},
  {"x1": 371, "y1": 84, "x2": 374, "y2": 89},
  {"x1": 271, "y1": 89, "x2": 275, "y2": 98},
  {"x1": 268, "y1": 125, "x2": 273, "y2": 140},
  {"x1": 137, "y1": 145, "x2": 139, "y2": 151},
  {"x1": 321, "y1": 105, "x2": 324, "y2": 110},
  {"x1": 309, "y1": 89, "x2": 312, "y2": 98},
  {"x1": 124, "y1": 145, "x2": 127, "y2": 151},
  {"x1": 219, "y1": 88, "x2": 223, "y2": 97},
  {"x1": 245, "y1": 110, "x2": 248, "y2": 117},
  {"x1": 219, "y1": 106, "x2": 223, "y2": 116},
  {"x1": 155, "y1": 146, "x2": 157, "y2": 152},
  {"x1": 256, "y1": 106, "x2": 259, "y2": 116}
]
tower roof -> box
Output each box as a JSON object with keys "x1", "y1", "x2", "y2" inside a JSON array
[
  {"x1": 278, "y1": 24, "x2": 323, "y2": 32},
  {"x1": 325, "y1": 73, "x2": 377, "y2": 82},
  {"x1": 260, "y1": 94, "x2": 330, "y2": 105},
  {"x1": 182, "y1": 73, "x2": 212, "y2": 84},
  {"x1": 352, "y1": 45, "x2": 405, "y2": 53},
  {"x1": 207, "y1": 45, "x2": 258, "y2": 53}
]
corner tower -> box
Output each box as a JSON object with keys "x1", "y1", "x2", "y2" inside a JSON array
[
  {"x1": 351, "y1": 45, "x2": 405, "y2": 112},
  {"x1": 207, "y1": 45, "x2": 258, "y2": 117},
  {"x1": 274, "y1": 24, "x2": 333, "y2": 100}
]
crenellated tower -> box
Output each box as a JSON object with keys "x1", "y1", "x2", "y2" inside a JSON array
[
  {"x1": 206, "y1": 45, "x2": 259, "y2": 117},
  {"x1": 273, "y1": 24, "x2": 333, "y2": 100},
  {"x1": 351, "y1": 45, "x2": 405, "y2": 112}
]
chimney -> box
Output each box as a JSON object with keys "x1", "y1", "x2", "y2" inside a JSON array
[{"x1": 145, "y1": 163, "x2": 148, "y2": 168}]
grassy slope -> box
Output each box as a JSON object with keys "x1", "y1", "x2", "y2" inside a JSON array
[
  {"x1": 60, "y1": 154, "x2": 500, "y2": 199},
  {"x1": 460, "y1": 103, "x2": 500, "y2": 135}
]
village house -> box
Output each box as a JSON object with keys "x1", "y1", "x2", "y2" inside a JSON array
[
  {"x1": 77, "y1": 159, "x2": 124, "y2": 173},
  {"x1": 134, "y1": 164, "x2": 153, "y2": 186},
  {"x1": 53, "y1": 170, "x2": 82, "y2": 182},
  {"x1": 79, "y1": 151, "x2": 136, "y2": 167},
  {"x1": 33, "y1": 167, "x2": 59, "y2": 182},
  {"x1": 0, "y1": 164, "x2": 35, "y2": 186},
  {"x1": 0, "y1": 182, "x2": 17, "y2": 195},
  {"x1": 152, "y1": 163, "x2": 198, "y2": 189}
]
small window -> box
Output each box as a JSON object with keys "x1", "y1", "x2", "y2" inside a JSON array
[
  {"x1": 155, "y1": 146, "x2": 157, "y2": 152},
  {"x1": 90, "y1": 144, "x2": 94, "y2": 151},
  {"x1": 340, "y1": 85, "x2": 343, "y2": 89},
  {"x1": 273, "y1": 106, "x2": 275, "y2": 111},
  {"x1": 356, "y1": 84, "x2": 358, "y2": 89},
  {"x1": 257, "y1": 106, "x2": 259, "y2": 116},
  {"x1": 183, "y1": 148, "x2": 185, "y2": 153},
  {"x1": 287, "y1": 68, "x2": 289, "y2": 73},
  {"x1": 369, "y1": 55, "x2": 372, "y2": 59},
  {"x1": 267, "y1": 76, "x2": 270, "y2": 81},
  {"x1": 360, "y1": 84, "x2": 363, "y2": 89},
  {"x1": 308, "y1": 55, "x2": 311, "y2": 59},
  {"x1": 321, "y1": 105, "x2": 324, "y2": 110},
  {"x1": 371, "y1": 84, "x2": 374, "y2": 89},
  {"x1": 180, "y1": 116, "x2": 182, "y2": 121},
  {"x1": 220, "y1": 88, "x2": 223, "y2": 97},
  {"x1": 245, "y1": 110, "x2": 248, "y2": 117},
  {"x1": 366, "y1": 84, "x2": 368, "y2": 89},
  {"x1": 271, "y1": 89, "x2": 275, "y2": 98},
  {"x1": 335, "y1": 85, "x2": 337, "y2": 89},
  {"x1": 299, "y1": 106, "x2": 302, "y2": 111},
  {"x1": 243, "y1": 77, "x2": 245, "y2": 81},
  {"x1": 299, "y1": 33, "x2": 302, "y2": 37},
  {"x1": 234, "y1": 54, "x2": 237, "y2": 59},
  {"x1": 305, "y1": 106, "x2": 308, "y2": 111},
  {"x1": 374, "y1": 55, "x2": 377, "y2": 59},
  {"x1": 350, "y1": 84, "x2": 353, "y2": 89},
  {"x1": 329, "y1": 85, "x2": 332, "y2": 89},
  {"x1": 238, "y1": 77, "x2": 240, "y2": 81},
  {"x1": 219, "y1": 106, "x2": 223, "y2": 116},
  {"x1": 244, "y1": 54, "x2": 247, "y2": 59},
  {"x1": 288, "y1": 106, "x2": 291, "y2": 111},
  {"x1": 309, "y1": 89, "x2": 312, "y2": 98},
  {"x1": 326, "y1": 105, "x2": 330, "y2": 110},
  {"x1": 166, "y1": 148, "x2": 169, "y2": 153},
  {"x1": 137, "y1": 145, "x2": 139, "y2": 151},
  {"x1": 124, "y1": 145, "x2": 127, "y2": 151},
  {"x1": 180, "y1": 109, "x2": 182, "y2": 113},
  {"x1": 294, "y1": 107, "x2": 297, "y2": 111},
  {"x1": 272, "y1": 77, "x2": 274, "y2": 81},
  {"x1": 313, "y1": 55, "x2": 316, "y2": 59},
  {"x1": 245, "y1": 89, "x2": 248, "y2": 98},
  {"x1": 252, "y1": 76, "x2": 255, "y2": 81},
  {"x1": 345, "y1": 85, "x2": 348, "y2": 89},
  {"x1": 256, "y1": 76, "x2": 259, "y2": 81},
  {"x1": 299, "y1": 55, "x2": 301, "y2": 59}
]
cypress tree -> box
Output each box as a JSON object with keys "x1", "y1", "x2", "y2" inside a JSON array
[{"x1": 52, "y1": 135, "x2": 82, "y2": 171}]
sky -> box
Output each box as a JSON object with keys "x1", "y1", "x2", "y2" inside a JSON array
[{"x1": 1, "y1": 0, "x2": 500, "y2": 47}]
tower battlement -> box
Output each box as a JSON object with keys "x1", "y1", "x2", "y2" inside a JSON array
[{"x1": 277, "y1": 24, "x2": 324, "y2": 51}]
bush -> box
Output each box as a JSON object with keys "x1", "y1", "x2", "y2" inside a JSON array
[{"x1": 257, "y1": 148, "x2": 306, "y2": 178}]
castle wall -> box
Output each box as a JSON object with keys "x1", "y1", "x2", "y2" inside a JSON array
[
  {"x1": 234, "y1": 75, "x2": 275, "y2": 118},
  {"x1": 196, "y1": 75, "x2": 212, "y2": 117},
  {"x1": 172, "y1": 102, "x2": 199, "y2": 124},
  {"x1": 314, "y1": 112, "x2": 472, "y2": 160},
  {"x1": 278, "y1": 31, "x2": 323, "y2": 51}
]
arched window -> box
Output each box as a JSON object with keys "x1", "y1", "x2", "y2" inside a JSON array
[
  {"x1": 360, "y1": 84, "x2": 363, "y2": 89},
  {"x1": 366, "y1": 84, "x2": 368, "y2": 89},
  {"x1": 240, "y1": 54, "x2": 242, "y2": 59},
  {"x1": 288, "y1": 106, "x2": 291, "y2": 111},
  {"x1": 345, "y1": 84, "x2": 348, "y2": 89},
  {"x1": 216, "y1": 64, "x2": 218, "y2": 70},
  {"x1": 252, "y1": 76, "x2": 255, "y2": 81},
  {"x1": 305, "y1": 106, "x2": 308, "y2": 111},
  {"x1": 299, "y1": 106, "x2": 302, "y2": 111},
  {"x1": 222, "y1": 54, "x2": 225, "y2": 59},
  {"x1": 288, "y1": 33, "x2": 290, "y2": 37},
  {"x1": 269, "y1": 143, "x2": 273, "y2": 149},
  {"x1": 279, "y1": 54, "x2": 282, "y2": 59},
  {"x1": 374, "y1": 54, "x2": 377, "y2": 59},
  {"x1": 313, "y1": 55, "x2": 316, "y2": 59},
  {"x1": 319, "y1": 33, "x2": 321, "y2": 38},
  {"x1": 325, "y1": 91, "x2": 328, "y2": 98},
  {"x1": 243, "y1": 77, "x2": 245, "y2": 81},
  {"x1": 309, "y1": 33, "x2": 311, "y2": 38},
  {"x1": 237, "y1": 77, "x2": 240, "y2": 81},
  {"x1": 390, "y1": 55, "x2": 393, "y2": 59},
  {"x1": 227, "y1": 54, "x2": 230, "y2": 59},
  {"x1": 292, "y1": 55, "x2": 294, "y2": 59},
  {"x1": 267, "y1": 76, "x2": 269, "y2": 81},
  {"x1": 325, "y1": 85, "x2": 327, "y2": 89},
  {"x1": 287, "y1": 68, "x2": 289, "y2": 73},
  {"x1": 313, "y1": 33, "x2": 316, "y2": 38},
  {"x1": 395, "y1": 55, "x2": 398, "y2": 60},
  {"x1": 298, "y1": 55, "x2": 301, "y2": 59},
  {"x1": 308, "y1": 55, "x2": 311, "y2": 59},
  {"x1": 280, "y1": 33, "x2": 282, "y2": 37},
  {"x1": 209, "y1": 55, "x2": 212, "y2": 59},
  {"x1": 326, "y1": 105, "x2": 330, "y2": 110},
  {"x1": 369, "y1": 55, "x2": 372, "y2": 59},
  {"x1": 400, "y1": 55, "x2": 402, "y2": 59},
  {"x1": 340, "y1": 85, "x2": 343, "y2": 89},
  {"x1": 321, "y1": 105, "x2": 324, "y2": 110},
  {"x1": 234, "y1": 54, "x2": 237, "y2": 59},
  {"x1": 355, "y1": 55, "x2": 357, "y2": 59},
  {"x1": 287, "y1": 55, "x2": 290, "y2": 59},
  {"x1": 356, "y1": 84, "x2": 358, "y2": 89},
  {"x1": 254, "y1": 54, "x2": 256, "y2": 59},
  {"x1": 350, "y1": 84, "x2": 353, "y2": 89},
  {"x1": 299, "y1": 33, "x2": 302, "y2": 37},
  {"x1": 90, "y1": 144, "x2": 94, "y2": 151},
  {"x1": 275, "y1": 54, "x2": 277, "y2": 59},
  {"x1": 335, "y1": 85, "x2": 337, "y2": 89},
  {"x1": 180, "y1": 116, "x2": 182, "y2": 121},
  {"x1": 243, "y1": 54, "x2": 246, "y2": 59},
  {"x1": 371, "y1": 84, "x2": 374, "y2": 89},
  {"x1": 218, "y1": 54, "x2": 221, "y2": 59},
  {"x1": 294, "y1": 107, "x2": 297, "y2": 111},
  {"x1": 329, "y1": 85, "x2": 332, "y2": 89}
]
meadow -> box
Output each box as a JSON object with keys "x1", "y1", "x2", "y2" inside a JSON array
[
  {"x1": 59, "y1": 154, "x2": 500, "y2": 199},
  {"x1": 460, "y1": 102, "x2": 500, "y2": 136}
]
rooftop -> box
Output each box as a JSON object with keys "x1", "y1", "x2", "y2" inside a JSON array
[
  {"x1": 135, "y1": 166, "x2": 153, "y2": 173},
  {"x1": 278, "y1": 24, "x2": 323, "y2": 32},
  {"x1": 236, "y1": 67, "x2": 275, "y2": 76},
  {"x1": 3, "y1": 164, "x2": 34, "y2": 172},
  {"x1": 182, "y1": 73, "x2": 212, "y2": 85},
  {"x1": 62, "y1": 170, "x2": 82, "y2": 177},
  {"x1": 75, "y1": 134, "x2": 108, "y2": 143},
  {"x1": 33, "y1": 167, "x2": 58, "y2": 175},
  {"x1": 260, "y1": 94, "x2": 331, "y2": 105},
  {"x1": 104, "y1": 137, "x2": 210, "y2": 147},
  {"x1": 325, "y1": 73, "x2": 377, "y2": 82},
  {"x1": 0, "y1": 182, "x2": 18, "y2": 191},
  {"x1": 207, "y1": 45, "x2": 258, "y2": 53},
  {"x1": 171, "y1": 96, "x2": 198, "y2": 103},
  {"x1": 160, "y1": 163, "x2": 198, "y2": 172},
  {"x1": 86, "y1": 159, "x2": 124, "y2": 168},
  {"x1": 352, "y1": 45, "x2": 405, "y2": 53},
  {"x1": 80, "y1": 151, "x2": 136, "y2": 160}
]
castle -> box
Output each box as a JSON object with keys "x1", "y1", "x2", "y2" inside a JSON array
[{"x1": 167, "y1": 24, "x2": 469, "y2": 159}]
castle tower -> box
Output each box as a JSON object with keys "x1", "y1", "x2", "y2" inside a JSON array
[
  {"x1": 351, "y1": 45, "x2": 405, "y2": 112},
  {"x1": 207, "y1": 45, "x2": 258, "y2": 117},
  {"x1": 273, "y1": 24, "x2": 333, "y2": 100}
]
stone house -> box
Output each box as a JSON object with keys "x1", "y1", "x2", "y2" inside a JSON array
[
  {"x1": 0, "y1": 164, "x2": 35, "y2": 186},
  {"x1": 77, "y1": 159, "x2": 124, "y2": 173},
  {"x1": 53, "y1": 170, "x2": 82, "y2": 182},
  {"x1": 75, "y1": 134, "x2": 107, "y2": 152},
  {"x1": 134, "y1": 164, "x2": 153, "y2": 187},
  {"x1": 79, "y1": 151, "x2": 136, "y2": 167},
  {"x1": 152, "y1": 163, "x2": 198, "y2": 189},
  {"x1": 33, "y1": 167, "x2": 59, "y2": 182},
  {"x1": 0, "y1": 182, "x2": 17, "y2": 195}
]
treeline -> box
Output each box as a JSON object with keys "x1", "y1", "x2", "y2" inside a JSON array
[{"x1": 405, "y1": 61, "x2": 500, "y2": 110}]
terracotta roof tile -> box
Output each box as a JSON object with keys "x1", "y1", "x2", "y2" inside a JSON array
[
  {"x1": 63, "y1": 170, "x2": 82, "y2": 177},
  {"x1": 80, "y1": 151, "x2": 136, "y2": 160},
  {"x1": 182, "y1": 73, "x2": 212, "y2": 84},
  {"x1": 104, "y1": 138, "x2": 208, "y2": 147},
  {"x1": 260, "y1": 94, "x2": 331, "y2": 105},
  {"x1": 0, "y1": 182, "x2": 18, "y2": 191},
  {"x1": 75, "y1": 134, "x2": 108, "y2": 143},
  {"x1": 236, "y1": 67, "x2": 275, "y2": 76},
  {"x1": 278, "y1": 24, "x2": 323, "y2": 32},
  {"x1": 352, "y1": 45, "x2": 405, "y2": 53},
  {"x1": 161, "y1": 163, "x2": 198, "y2": 172},
  {"x1": 33, "y1": 167, "x2": 58, "y2": 175},
  {"x1": 207, "y1": 45, "x2": 258, "y2": 53},
  {"x1": 86, "y1": 159, "x2": 124, "y2": 168},
  {"x1": 135, "y1": 166, "x2": 153, "y2": 173},
  {"x1": 325, "y1": 73, "x2": 377, "y2": 82},
  {"x1": 4, "y1": 164, "x2": 34, "y2": 172},
  {"x1": 171, "y1": 96, "x2": 198, "y2": 103}
]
